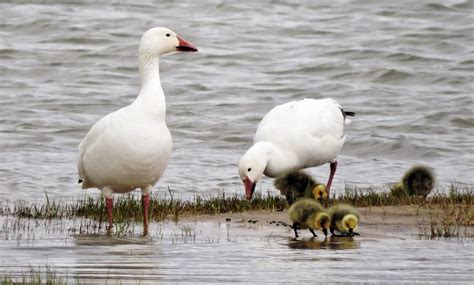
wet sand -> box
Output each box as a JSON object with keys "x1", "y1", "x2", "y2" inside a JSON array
[{"x1": 183, "y1": 205, "x2": 469, "y2": 240}]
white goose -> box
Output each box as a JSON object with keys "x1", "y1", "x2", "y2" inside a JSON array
[
  {"x1": 77, "y1": 27, "x2": 197, "y2": 234},
  {"x1": 238, "y1": 98, "x2": 354, "y2": 200}
]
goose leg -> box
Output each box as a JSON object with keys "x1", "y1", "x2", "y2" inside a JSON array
[
  {"x1": 142, "y1": 194, "x2": 150, "y2": 236},
  {"x1": 105, "y1": 197, "x2": 113, "y2": 232},
  {"x1": 326, "y1": 161, "x2": 338, "y2": 198},
  {"x1": 103, "y1": 187, "x2": 114, "y2": 233},
  {"x1": 142, "y1": 185, "x2": 152, "y2": 236}
]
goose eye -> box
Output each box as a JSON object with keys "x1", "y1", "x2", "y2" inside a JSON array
[
  {"x1": 166, "y1": 33, "x2": 171, "y2": 37},
  {"x1": 248, "y1": 168, "x2": 252, "y2": 172}
]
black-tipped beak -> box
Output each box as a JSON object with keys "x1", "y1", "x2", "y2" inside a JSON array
[
  {"x1": 176, "y1": 35, "x2": 198, "y2": 52},
  {"x1": 243, "y1": 176, "x2": 256, "y2": 200}
]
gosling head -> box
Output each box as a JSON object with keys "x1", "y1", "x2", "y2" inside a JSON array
[
  {"x1": 312, "y1": 184, "x2": 328, "y2": 204},
  {"x1": 342, "y1": 214, "x2": 359, "y2": 235},
  {"x1": 313, "y1": 212, "x2": 331, "y2": 236}
]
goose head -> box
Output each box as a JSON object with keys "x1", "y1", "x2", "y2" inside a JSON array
[
  {"x1": 238, "y1": 143, "x2": 274, "y2": 200},
  {"x1": 139, "y1": 27, "x2": 197, "y2": 57}
]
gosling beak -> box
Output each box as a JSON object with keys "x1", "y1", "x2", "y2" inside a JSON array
[
  {"x1": 323, "y1": 228, "x2": 328, "y2": 236},
  {"x1": 243, "y1": 176, "x2": 256, "y2": 200},
  {"x1": 176, "y1": 35, "x2": 198, "y2": 52}
]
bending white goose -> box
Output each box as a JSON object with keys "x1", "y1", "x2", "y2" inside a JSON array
[
  {"x1": 77, "y1": 27, "x2": 197, "y2": 234},
  {"x1": 238, "y1": 98, "x2": 354, "y2": 200}
]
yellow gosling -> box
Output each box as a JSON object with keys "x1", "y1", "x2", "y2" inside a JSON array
[
  {"x1": 390, "y1": 181, "x2": 408, "y2": 199},
  {"x1": 328, "y1": 203, "x2": 360, "y2": 237},
  {"x1": 311, "y1": 184, "x2": 328, "y2": 206},
  {"x1": 288, "y1": 198, "x2": 330, "y2": 238},
  {"x1": 274, "y1": 171, "x2": 316, "y2": 205},
  {"x1": 402, "y1": 165, "x2": 436, "y2": 198}
]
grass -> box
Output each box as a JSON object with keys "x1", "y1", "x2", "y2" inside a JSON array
[
  {"x1": 0, "y1": 192, "x2": 287, "y2": 224},
  {"x1": 0, "y1": 186, "x2": 472, "y2": 238},
  {"x1": 1, "y1": 266, "x2": 67, "y2": 285},
  {"x1": 333, "y1": 185, "x2": 473, "y2": 239}
]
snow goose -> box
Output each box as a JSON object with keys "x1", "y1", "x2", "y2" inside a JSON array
[
  {"x1": 77, "y1": 27, "x2": 197, "y2": 234},
  {"x1": 238, "y1": 98, "x2": 354, "y2": 200}
]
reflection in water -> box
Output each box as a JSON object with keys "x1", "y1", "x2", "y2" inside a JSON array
[
  {"x1": 288, "y1": 236, "x2": 360, "y2": 250},
  {"x1": 71, "y1": 234, "x2": 153, "y2": 246}
]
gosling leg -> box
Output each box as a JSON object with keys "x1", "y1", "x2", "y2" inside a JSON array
[
  {"x1": 292, "y1": 222, "x2": 299, "y2": 238},
  {"x1": 309, "y1": 228, "x2": 318, "y2": 237}
]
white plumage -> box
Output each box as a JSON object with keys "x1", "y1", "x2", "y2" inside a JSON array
[
  {"x1": 77, "y1": 27, "x2": 197, "y2": 234},
  {"x1": 238, "y1": 98, "x2": 353, "y2": 199}
]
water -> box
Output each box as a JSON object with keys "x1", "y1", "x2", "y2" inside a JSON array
[
  {"x1": 0, "y1": 1, "x2": 473, "y2": 201},
  {"x1": 1, "y1": 214, "x2": 473, "y2": 283},
  {"x1": 0, "y1": 1, "x2": 473, "y2": 282}
]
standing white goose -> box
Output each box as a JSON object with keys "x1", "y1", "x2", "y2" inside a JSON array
[
  {"x1": 238, "y1": 98, "x2": 354, "y2": 200},
  {"x1": 77, "y1": 27, "x2": 197, "y2": 234}
]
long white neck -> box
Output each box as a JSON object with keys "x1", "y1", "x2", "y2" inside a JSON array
[{"x1": 134, "y1": 53, "x2": 166, "y2": 116}]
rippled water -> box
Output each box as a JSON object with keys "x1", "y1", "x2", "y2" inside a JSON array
[
  {"x1": 0, "y1": 1, "x2": 473, "y2": 201},
  {"x1": 0, "y1": 2, "x2": 473, "y2": 281},
  {"x1": 1, "y1": 215, "x2": 473, "y2": 283}
]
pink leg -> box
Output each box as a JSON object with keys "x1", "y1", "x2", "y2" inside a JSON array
[
  {"x1": 105, "y1": 197, "x2": 113, "y2": 232},
  {"x1": 142, "y1": 194, "x2": 150, "y2": 236},
  {"x1": 326, "y1": 161, "x2": 338, "y2": 199}
]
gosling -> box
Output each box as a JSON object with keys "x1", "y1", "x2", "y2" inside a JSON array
[
  {"x1": 274, "y1": 170, "x2": 328, "y2": 205},
  {"x1": 390, "y1": 165, "x2": 436, "y2": 199},
  {"x1": 328, "y1": 203, "x2": 360, "y2": 237},
  {"x1": 288, "y1": 198, "x2": 330, "y2": 238}
]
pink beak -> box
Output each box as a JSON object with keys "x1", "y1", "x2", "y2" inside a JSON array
[
  {"x1": 176, "y1": 35, "x2": 198, "y2": 52},
  {"x1": 243, "y1": 176, "x2": 256, "y2": 200}
]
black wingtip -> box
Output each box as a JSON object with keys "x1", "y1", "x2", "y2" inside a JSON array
[
  {"x1": 344, "y1": 111, "x2": 355, "y2": 117},
  {"x1": 78, "y1": 179, "x2": 83, "y2": 184}
]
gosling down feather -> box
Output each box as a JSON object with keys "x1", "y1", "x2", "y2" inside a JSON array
[
  {"x1": 328, "y1": 203, "x2": 360, "y2": 237},
  {"x1": 274, "y1": 170, "x2": 328, "y2": 205},
  {"x1": 288, "y1": 198, "x2": 330, "y2": 238},
  {"x1": 390, "y1": 165, "x2": 436, "y2": 199}
]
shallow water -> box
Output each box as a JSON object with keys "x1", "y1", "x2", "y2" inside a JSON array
[
  {"x1": 0, "y1": 1, "x2": 473, "y2": 202},
  {"x1": 1, "y1": 215, "x2": 472, "y2": 283},
  {"x1": 0, "y1": 1, "x2": 473, "y2": 282}
]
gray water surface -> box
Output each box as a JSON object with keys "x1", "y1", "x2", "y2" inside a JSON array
[
  {"x1": 1, "y1": 215, "x2": 473, "y2": 284},
  {"x1": 0, "y1": 2, "x2": 473, "y2": 282},
  {"x1": 0, "y1": 1, "x2": 473, "y2": 201}
]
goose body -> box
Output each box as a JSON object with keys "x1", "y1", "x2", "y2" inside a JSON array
[
  {"x1": 239, "y1": 98, "x2": 354, "y2": 199},
  {"x1": 78, "y1": 101, "x2": 172, "y2": 192},
  {"x1": 77, "y1": 27, "x2": 197, "y2": 234}
]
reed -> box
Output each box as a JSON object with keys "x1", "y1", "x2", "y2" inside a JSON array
[
  {"x1": 0, "y1": 192, "x2": 287, "y2": 223},
  {"x1": 0, "y1": 186, "x2": 471, "y2": 228},
  {"x1": 1, "y1": 266, "x2": 67, "y2": 285}
]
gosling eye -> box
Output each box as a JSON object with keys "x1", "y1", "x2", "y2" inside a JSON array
[
  {"x1": 166, "y1": 33, "x2": 171, "y2": 37},
  {"x1": 247, "y1": 168, "x2": 252, "y2": 172}
]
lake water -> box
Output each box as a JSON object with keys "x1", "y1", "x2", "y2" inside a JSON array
[
  {"x1": 0, "y1": 0, "x2": 473, "y2": 202},
  {"x1": 0, "y1": 1, "x2": 473, "y2": 282},
  {"x1": 1, "y1": 213, "x2": 473, "y2": 283}
]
